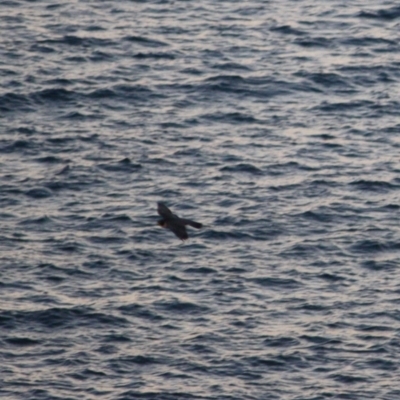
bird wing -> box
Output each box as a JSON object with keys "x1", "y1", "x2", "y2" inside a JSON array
[
  {"x1": 157, "y1": 202, "x2": 173, "y2": 217},
  {"x1": 180, "y1": 219, "x2": 202, "y2": 229},
  {"x1": 168, "y1": 222, "x2": 189, "y2": 240}
]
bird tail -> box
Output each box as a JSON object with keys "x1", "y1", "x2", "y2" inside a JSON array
[{"x1": 182, "y1": 219, "x2": 202, "y2": 229}]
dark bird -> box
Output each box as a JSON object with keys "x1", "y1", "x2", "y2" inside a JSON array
[{"x1": 157, "y1": 202, "x2": 202, "y2": 240}]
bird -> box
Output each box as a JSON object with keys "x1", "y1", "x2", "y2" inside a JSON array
[{"x1": 157, "y1": 202, "x2": 202, "y2": 240}]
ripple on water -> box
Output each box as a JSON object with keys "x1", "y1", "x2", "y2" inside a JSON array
[{"x1": 1, "y1": 0, "x2": 400, "y2": 399}]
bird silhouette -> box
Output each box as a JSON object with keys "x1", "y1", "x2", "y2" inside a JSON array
[{"x1": 157, "y1": 202, "x2": 202, "y2": 240}]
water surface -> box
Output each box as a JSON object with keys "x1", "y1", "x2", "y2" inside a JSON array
[{"x1": 1, "y1": 1, "x2": 400, "y2": 399}]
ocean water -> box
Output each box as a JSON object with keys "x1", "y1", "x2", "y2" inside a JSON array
[{"x1": 1, "y1": 1, "x2": 400, "y2": 399}]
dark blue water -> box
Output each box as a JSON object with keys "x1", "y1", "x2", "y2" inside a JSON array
[{"x1": 1, "y1": 1, "x2": 400, "y2": 399}]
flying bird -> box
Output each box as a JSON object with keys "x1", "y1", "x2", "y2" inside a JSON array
[{"x1": 157, "y1": 202, "x2": 202, "y2": 240}]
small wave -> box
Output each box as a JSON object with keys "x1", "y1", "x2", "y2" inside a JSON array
[
  {"x1": 18, "y1": 216, "x2": 53, "y2": 225},
  {"x1": 98, "y1": 158, "x2": 142, "y2": 173},
  {"x1": 351, "y1": 239, "x2": 400, "y2": 254},
  {"x1": 329, "y1": 373, "x2": 368, "y2": 384},
  {"x1": 205, "y1": 74, "x2": 245, "y2": 84},
  {"x1": 53, "y1": 240, "x2": 83, "y2": 253},
  {"x1": 184, "y1": 266, "x2": 216, "y2": 274},
  {"x1": 25, "y1": 187, "x2": 53, "y2": 199},
  {"x1": 87, "y1": 88, "x2": 116, "y2": 99},
  {"x1": 133, "y1": 52, "x2": 176, "y2": 60},
  {"x1": 250, "y1": 277, "x2": 301, "y2": 289},
  {"x1": 204, "y1": 230, "x2": 254, "y2": 241},
  {"x1": 90, "y1": 50, "x2": 114, "y2": 62},
  {"x1": 266, "y1": 161, "x2": 302, "y2": 176},
  {"x1": 350, "y1": 239, "x2": 386, "y2": 254},
  {"x1": 116, "y1": 355, "x2": 160, "y2": 366},
  {"x1": 155, "y1": 299, "x2": 209, "y2": 315},
  {"x1": 0, "y1": 307, "x2": 128, "y2": 330},
  {"x1": 123, "y1": 35, "x2": 168, "y2": 47},
  {"x1": 211, "y1": 62, "x2": 252, "y2": 71},
  {"x1": 16, "y1": 126, "x2": 36, "y2": 135},
  {"x1": 361, "y1": 260, "x2": 397, "y2": 271},
  {"x1": 349, "y1": 179, "x2": 398, "y2": 192},
  {"x1": 34, "y1": 88, "x2": 76, "y2": 103},
  {"x1": 306, "y1": 72, "x2": 349, "y2": 88},
  {"x1": 263, "y1": 336, "x2": 300, "y2": 347},
  {"x1": 35, "y1": 156, "x2": 65, "y2": 164},
  {"x1": 363, "y1": 358, "x2": 397, "y2": 371},
  {"x1": 5, "y1": 337, "x2": 41, "y2": 346},
  {"x1": 292, "y1": 302, "x2": 330, "y2": 312},
  {"x1": 118, "y1": 304, "x2": 163, "y2": 321},
  {"x1": 270, "y1": 25, "x2": 305, "y2": 36},
  {"x1": 245, "y1": 356, "x2": 286, "y2": 370},
  {"x1": 65, "y1": 55, "x2": 86, "y2": 62},
  {"x1": 342, "y1": 36, "x2": 396, "y2": 47},
  {"x1": 317, "y1": 273, "x2": 346, "y2": 282},
  {"x1": 315, "y1": 100, "x2": 373, "y2": 113},
  {"x1": 29, "y1": 44, "x2": 55, "y2": 54},
  {"x1": 358, "y1": 324, "x2": 393, "y2": 332},
  {"x1": 46, "y1": 136, "x2": 75, "y2": 145},
  {"x1": 202, "y1": 111, "x2": 259, "y2": 124},
  {"x1": 115, "y1": 390, "x2": 198, "y2": 400},
  {"x1": 300, "y1": 335, "x2": 342, "y2": 346},
  {"x1": 280, "y1": 243, "x2": 321, "y2": 258},
  {"x1": 87, "y1": 84, "x2": 155, "y2": 102},
  {"x1": 55, "y1": 165, "x2": 70, "y2": 175},
  {"x1": 359, "y1": 6, "x2": 400, "y2": 21},
  {"x1": 87, "y1": 235, "x2": 126, "y2": 245},
  {"x1": 44, "y1": 78, "x2": 72, "y2": 86},
  {"x1": 103, "y1": 333, "x2": 131, "y2": 343},
  {"x1": 220, "y1": 163, "x2": 262, "y2": 174},
  {"x1": 101, "y1": 213, "x2": 132, "y2": 224},
  {"x1": 202, "y1": 74, "x2": 296, "y2": 98},
  {"x1": 300, "y1": 210, "x2": 334, "y2": 223},
  {"x1": 0, "y1": 92, "x2": 33, "y2": 112},
  {"x1": 0, "y1": 139, "x2": 35, "y2": 154},
  {"x1": 41, "y1": 35, "x2": 114, "y2": 47},
  {"x1": 294, "y1": 36, "x2": 333, "y2": 48}
]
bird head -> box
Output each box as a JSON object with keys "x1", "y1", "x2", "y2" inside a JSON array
[{"x1": 157, "y1": 219, "x2": 167, "y2": 228}]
